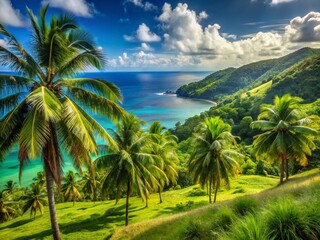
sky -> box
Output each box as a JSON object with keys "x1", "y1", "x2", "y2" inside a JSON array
[{"x1": 0, "y1": 0, "x2": 319, "y2": 71}]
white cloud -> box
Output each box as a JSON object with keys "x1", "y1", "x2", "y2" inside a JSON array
[
  {"x1": 141, "y1": 43, "x2": 154, "y2": 51},
  {"x1": 0, "y1": 39, "x2": 10, "y2": 48},
  {"x1": 284, "y1": 12, "x2": 320, "y2": 42},
  {"x1": 137, "y1": 23, "x2": 161, "y2": 42},
  {"x1": 0, "y1": 0, "x2": 25, "y2": 27},
  {"x1": 42, "y1": 0, "x2": 96, "y2": 17},
  {"x1": 222, "y1": 33, "x2": 237, "y2": 40},
  {"x1": 124, "y1": 23, "x2": 161, "y2": 42},
  {"x1": 270, "y1": 0, "x2": 295, "y2": 5},
  {"x1": 124, "y1": 0, "x2": 157, "y2": 11},
  {"x1": 199, "y1": 11, "x2": 208, "y2": 20}
]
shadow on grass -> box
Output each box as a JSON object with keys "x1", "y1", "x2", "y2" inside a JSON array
[
  {"x1": 154, "y1": 201, "x2": 208, "y2": 217},
  {"x1": 12, "y1": 203, "x2": 141, "y2": 239},
  {"x1": 0, "y1": 219, "x2": 33, "y2": 230}
]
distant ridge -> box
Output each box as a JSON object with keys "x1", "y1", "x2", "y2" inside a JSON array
[{"x1": 176, "y1": 47, "x2": 320, "y2": 102}]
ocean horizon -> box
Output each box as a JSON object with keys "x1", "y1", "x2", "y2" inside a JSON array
[{"x1": 0, "y1": 71, "x2": 213, "y2": 187}]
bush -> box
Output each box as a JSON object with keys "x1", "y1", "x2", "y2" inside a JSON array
[
  {"x1": 184, "y1": 220, "x2": 211, "y2": 240},
  {"x1": 188, "y1": 187, "x2": 207, "y2": 197},
  {"x1": 212, "y1": 207, "x2": 236, "y2": 231},
  {"x1": 232, "y1": 197, "x2": 259, "y2": 216},
  {"x1": 227, "y1": 215, "x2": 268, "y2": 240},
  {"x1": 265, "y1": 201, "x2": 314, "y2": 240},
  {"x1": 174, "y1": 185, "x2": 182, "y2": 190}
]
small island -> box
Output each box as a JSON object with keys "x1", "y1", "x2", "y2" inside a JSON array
[{"x1": 163, "y1": 90, "x2": 176, "y2": 95}]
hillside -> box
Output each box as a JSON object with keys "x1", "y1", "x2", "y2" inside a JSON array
[
  {"x1": 176, "y1": 47, "x2": 320, "y2": 102},
  {"x1": 0, "y1": 175, "x2": 278, "y2": 240},
  {"x1": 174, "y1": 53, "x2": 320, "y2": 142},
  {"x1": 111, "y1": 169, "x2": 320, "y2": 240}
]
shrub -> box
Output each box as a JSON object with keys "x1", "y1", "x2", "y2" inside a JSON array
[
  {"x1": 265, "y1": 201, "x2": 314, "y2": 240},
  {"x1": 232, "y1": 197, "x2": 259, "y2": 216},
  {"x1": 212, "y1": 207, "x2": 236, "y2": 231},
  {"x1": 227, "y1": 215, "x2": 268, "y2": 240},
  {"x1": 184, "y1": 220, "x2": 210, "y2": 240},
  {"x1": 188, "y1": 187, "x2": 207, "y2": 197},
  {"x1": 174, "y1": 185, "x2": 182, "y2": 190}
]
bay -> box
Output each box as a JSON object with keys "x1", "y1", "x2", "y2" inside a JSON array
[{"x1": 0, "y1": 71, "x2": 213, "y2": 186}]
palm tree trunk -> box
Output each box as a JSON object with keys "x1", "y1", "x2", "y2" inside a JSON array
[
  {"x1": 158, "y1": 189, "x2": 163, "y2": 204},
  {"x1": 208, "y1": 180, "x2": 212, "y2": 204},
  {"x1": 285, "y1": 159, "x2": 289, "y2": 181},
  {"x1": 280, "y1": 156, "x2": 285, "y2": 185},
  {"x1": 145, "y1": 195, "x2": 148, "y2": 208},
  {"x1": 125, "y1": 180, "x2": 131, "y2": 226},
  {"x1": 214, "y1": 182, "x2": 219, "y2": 203},
  {"x1": 45, "y1": 166, "x2": 61, "y2": 240}
]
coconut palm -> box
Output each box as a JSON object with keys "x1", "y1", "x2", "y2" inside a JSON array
[
  {"x1": 33, "y1": 171, "x2": 46, "y2": 187},
  {"x1": 62, "y1": 171, "x2": 82, "y2": 206},
  {"x1": 148, "y1": 121, "x2": 178, "y2": 203},
  {"x1": 80, "y1": 170, "x2": 99, "y2": 202},
  {"x1": 22, "y1": 182, "x2": 47, "y2": 217},
  {"x1": 95, "y1": 114, "x2": 163, "y2": 226},
  {"x1": 3, "y1": 180, "x2": 16, "y2": 194},
  {"x1": 189, "y1": 117, "x2": 241, "y2": 203},
  {"x1": 0, "y1": 190, "x2": 16, "y2": 222},
  {"x1": 251, "y1": 94, "x2": 318, "y2": 184},
  {"x1": 0, "y1": 6, "x2": 124, "y2": 239}
]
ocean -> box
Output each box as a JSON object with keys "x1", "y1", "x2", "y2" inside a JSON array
[{"x1": 0, "y1": 71, "x2": 213, "y2": 186}]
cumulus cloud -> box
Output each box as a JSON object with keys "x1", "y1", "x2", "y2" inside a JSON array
[
  {"x1": 137, "y1": 23, "x2": 161, "y2": 42},
  {"x1": 0, "y1": 0, "x2": 25, "y2": 27},
  {"x1": 141, "y1": 43, "x2": 154, "y2": 51},
  {"x1": 124, "y1": 23, "x2": 161, "y2": 42},
  {"x1": 42, "y1": 0, "x2": 96, "y2": 17},
  {"x1": 0, "y1": 39, "x2": 10, "y2": 48},
  {"x1": 270, "y1": 0, "x2": 295, "y2": 5},
  {"x1": 124, "y1": 0, "x2": 157, "y2": 11},
  {"x1": 284, "y1": 12, "x2": 320, "y2": 42}
]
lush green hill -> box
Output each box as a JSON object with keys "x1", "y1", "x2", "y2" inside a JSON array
[
  {"x1": 174, "y1": 53, "x2": 320, "y2": 142},
  {"x1": 111, "y1": 169, "x2": 320, "y2": 240},
  {"x1": 176, "y1": 47, "x2": 320, "y2": 102},
  {"x1": 0, "y1": 175, "x2": 278, "y2": 240}
]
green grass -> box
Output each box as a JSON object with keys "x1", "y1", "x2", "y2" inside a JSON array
[
  {"x1": 0, "y1": 174, "x2": 278, "y2": 239},
  {"x1": 111, "y1": 169, "x2": 320, "y2": 240},
  {"x1": 241, "y1": 80, "x2": 272, "y2": 98}
]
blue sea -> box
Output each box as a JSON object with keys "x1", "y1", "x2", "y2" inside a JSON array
[{"x1": 0, "y1": 71, "x2": 213, "y2": 186}]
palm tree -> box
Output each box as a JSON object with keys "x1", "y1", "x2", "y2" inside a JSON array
[
  {"x1": 33, "y1": 171, "x2": 46, "y2": 187},
  {"x1": 0, "y1": 190, "x2": 16, "y2": 222},
  {"x1": 251, "y1": 94, "x2": 318, "y2": 184},
  {"x1": 80, "y1": 170, "x2": 99, "y2": 202},
  {"x1": 189, "y1": 117, "x2": 241, "y2": 203},
  {"x1": 0, "y1": 6, "x2": 124, "y2": 239},
  {"x1": 62, "y1": 171, "x2": 82, "y2": 206},
  {"x1": 22, "y1": 182, "x2": 47, "y2": 217},
  {"x1": 148, "y1": 121, "x2": 178, "y2": 204},
  {"x1": 3, "y1": 180, "x2": 16, "y2": 194},
  {"x1": 95, "y1": 114, "x2": 163, "y2": 226}
]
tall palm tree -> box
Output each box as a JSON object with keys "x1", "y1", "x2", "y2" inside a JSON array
[
  {"x1": 22, "y1": 182, "x2": 47, "y2": 217},
  {"x1": 251, "y1": 94, "x2": 318, "y2": 184},
  {"x1": 62, "y1": 171, "x2": 82, "y2": 206},
  {"x1": 95, "y1": 114, "x2": 163, "y2": 226},
  {"x1": 148, "y1": 121, "x2": 178, "y2": 204},
  {"x1": 0, "y1": 6, "x2": 124, "y2": 239},
  {"x1": 3, "y1": 180, "x2": 16, "y2": 194},
  {"x1": 189, "y1": 117, "x2": 241, "y2": 203}
]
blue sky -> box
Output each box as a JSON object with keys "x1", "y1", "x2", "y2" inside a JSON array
[{"x1": 0, "y1": 0, "x2": 319, "y2": 71}]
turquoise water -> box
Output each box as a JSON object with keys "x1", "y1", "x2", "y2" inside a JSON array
[{"x1": 0, "y1": 72, "x2": 213, "y2": 186}]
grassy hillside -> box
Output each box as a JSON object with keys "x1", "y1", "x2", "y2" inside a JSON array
[
  {"x1": 176, "y1": 47, "x2": 320, "y2": 102},
  {"x1": 0, "y1": 175, "x2": 278, "y2": 240},
  {"x1": 111, "y1": 169, "x2": 320, "y2": 240}
]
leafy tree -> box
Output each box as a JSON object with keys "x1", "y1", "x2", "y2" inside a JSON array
[
  {"x1": 189, "y1": 117, "x2": 241, "y2": 203},
  {"x1": 251, "y1": 94, "x2": 318, "y2": 184},
  {"x1": 0, "y1": 6, "x2": 124, "y2": 239},
  {"x1": 149, "y1": 121, "x2": 179, "y2": 203},
  {"x1": 22, "y1": 182, "x2": 47, "y2": 217},
  {"x1": 62, "y1": 171, "x2": 82, "y2": 206},
  {"x1": 80, "y1": 170, "x2": 99, "y2": 202},
  {"x1": 95, "y1": 114, "x2": 163, "y2": 225},
  {"x1": 3, "y1": 180, "x2": 17, "y2": 195}
]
